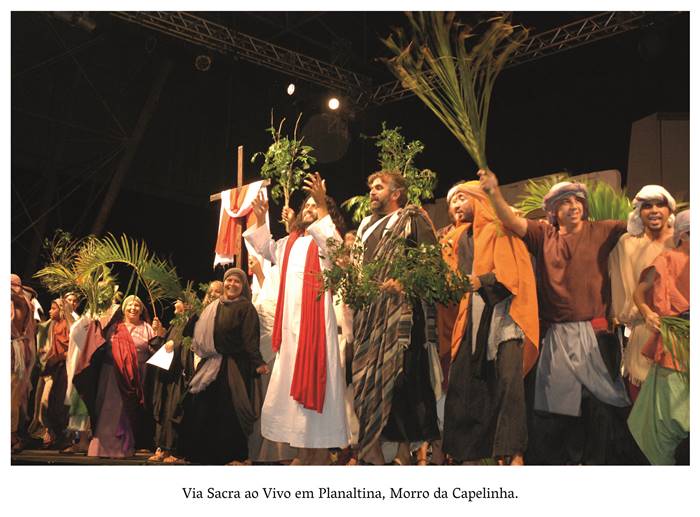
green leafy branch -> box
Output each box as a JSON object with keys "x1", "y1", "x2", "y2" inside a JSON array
[
  {"x1": 251, "y1": 111, "x2": 316, "y2": 211},
  {"x1": 322, "y1": 236, "x2": 470, "y2": 310},
  {"x1": 344, "y1": 123, "x2": 437, "y2": 224}
]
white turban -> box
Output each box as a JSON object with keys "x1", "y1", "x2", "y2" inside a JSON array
[
  {"x1": 673, "y1": 209, "x2": 689, "y2": 246},
  {"x1": 626, "y1": 185, "x2": 676, "y2": 236}
]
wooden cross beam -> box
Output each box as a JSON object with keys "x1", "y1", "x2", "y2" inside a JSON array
[{"x1": 210, "y1": 145, "x2": 270, "y2": 268}]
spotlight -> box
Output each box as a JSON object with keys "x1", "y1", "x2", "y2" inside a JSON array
[
  {"x1": 328, "y1": 97, "x2": 340, "y2": 110},
  {"x1": 287, "y1": 83, "x2": 296, "y2": 95},
  {"x1": 195, "y1": 55, "x2": 212, "y2": 72}
]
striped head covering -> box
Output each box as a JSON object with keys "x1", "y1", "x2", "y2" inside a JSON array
[{"x1": 542, "y1": 181, "x2": 588, "y2": 225}]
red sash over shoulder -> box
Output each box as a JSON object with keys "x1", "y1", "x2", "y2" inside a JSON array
[{"x1": 271, "y1": 232, "x2": 327, "y2": 412}]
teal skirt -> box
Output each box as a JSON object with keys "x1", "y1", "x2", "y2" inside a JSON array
[{"x1": 627, "y1": 364, "x2": 689, "y2": 465}]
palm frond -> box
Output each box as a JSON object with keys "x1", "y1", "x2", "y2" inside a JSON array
[
  {"x1": 514, "y1": 174, "x2": 633, "y2": 221},
  {"x1": 660, "y1": 316, "x2": 689, "y2": 381},
  {"x1": 34, "y1": 232, "x2": 118, "y2": 316},
  {"x1": 383, "y1": 13, "x2": 528, "y2": 168},
  {"x1": 73, "y1": 233, "x2": 183, "y2": 314},
  {"x1": 586, "y1": 182, "x2": 633, "y2": 221},
  {"x1": 514, "y1": 174, "x2": 569, "y2": 216}
]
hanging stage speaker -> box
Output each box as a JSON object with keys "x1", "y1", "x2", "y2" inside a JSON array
[{"x1": 300, "y1": 113, "x2": 350, "y2": 164}]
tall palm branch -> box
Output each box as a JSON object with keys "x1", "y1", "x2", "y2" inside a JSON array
[
  {"x1": 73, "y1": 233, "x2": 183, "y2": 316},
  {"x1": 383, "y1": 12, "x2": 528, "y2": 169},
  {"x1": 34, "y1": 232, "x2": 117, "y2": 316}
]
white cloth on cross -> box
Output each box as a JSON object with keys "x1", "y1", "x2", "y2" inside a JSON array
[{"x1": 213, "y1": 180, "x2": 270, "y2": 268}]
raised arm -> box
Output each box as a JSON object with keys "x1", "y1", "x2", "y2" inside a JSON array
[
  {"x1": 244, "y1": 191, "x2": 278, "y2": 263},
  {"x1": 478, "y1": 169, "x2": 528, "y2": 238}
]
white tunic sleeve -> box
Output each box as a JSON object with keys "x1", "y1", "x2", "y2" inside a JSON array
[
  {"x1": 306, "y1": 214, "x2": 340, "y2": 268},
  {"x1": 243, "y1": 223, "x2": 278, "y2": 264}
]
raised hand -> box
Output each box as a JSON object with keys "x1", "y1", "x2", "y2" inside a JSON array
[
  {"x1": 477, "y1": 169, "x2": 498, "y2": 194},
  {"x1": 281, "y1": 206, "x2": 296, "y2": 226},
  {"x1": 152, "y1": 316, "x2": 166, "y2": 337},
  {"x1": 303, "y1": 172, "x2": 327, "y2": 208},
  {"x1": 251, "y1": 191, "x2": 269, "y2": 227}
]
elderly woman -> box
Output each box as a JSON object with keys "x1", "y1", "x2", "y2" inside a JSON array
[
  {"x1": 179, "y1": 268, "x2": 268, "y2": 465},
  {"x1": 87, "y1": 295, "x2": 164, "y2": 458}
]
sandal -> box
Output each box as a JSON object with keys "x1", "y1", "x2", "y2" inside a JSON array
[
  {"x1": 148, "y1": 448, "x2": 167, "y2": 462},
  {"x1": 162, "y1": 455, "x2": 186, "y2": 465},
  {"x1": 61, "y1": 443, "x2": 88, "y2": 454}
]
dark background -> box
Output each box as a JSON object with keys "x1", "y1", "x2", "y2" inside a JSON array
[{"x1": 11, "y1": 11, "x2": 690, "y2": 313}]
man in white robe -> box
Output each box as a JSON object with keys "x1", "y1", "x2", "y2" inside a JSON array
[{"x1": 244, "y1": 173, "x2": 349, "y2": 465}]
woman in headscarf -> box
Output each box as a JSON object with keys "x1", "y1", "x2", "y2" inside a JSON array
[
  {"x1": 87, "y1": 295, "x2": 164, "y2": 458},
  {"x1": 179, "y1": 268, "x2": 268, "y2": 465}
]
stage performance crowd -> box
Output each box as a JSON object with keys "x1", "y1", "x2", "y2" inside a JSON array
[{"x1": 10, "y1": 168, "x2": 690, "y2": 466}]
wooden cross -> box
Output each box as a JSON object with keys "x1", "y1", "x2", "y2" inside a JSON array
[{"x1": 210, "y1": 145, "x2": 269, "y2": 268}]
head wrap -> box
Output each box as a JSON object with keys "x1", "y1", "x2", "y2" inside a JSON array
[
  {"x1": 445, "y1": 181, "x2": 487, "y2": 227},
  {"x1": 11, "y1": 274, "x2": 22, "y2": 293},
  {"x1": 542, "y1": 181, "x2": 588, "y2": 225},
  {"x1": 121, "y1": 294, "x2": 148, "y2": 321},
  {"x1": 50, "y1": 298, "x2": 66, "y2": 318},
  {"x1": 447, "y1": 182, "x2": 484, "y2": 205},
  {"x1": 222, "y1": 267, "x2": 251, "y2": 301},
  {"x1": 673, "y1": 209, "x2": 690, "y2": 247},
  {"x1": 626, "y1": 185, "x2": 676, "y2": 236},
  {"x1": 447, "y1": 181, "x2": 540, "y2": 376}
]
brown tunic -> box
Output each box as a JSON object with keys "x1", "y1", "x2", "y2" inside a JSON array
[{"x1": 523, "y1": 219, "x2": 626, "y2": 323}]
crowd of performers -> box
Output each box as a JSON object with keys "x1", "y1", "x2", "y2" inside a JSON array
[{"x1": 10, "y1": 169, "x2": 689, "y2": 466}]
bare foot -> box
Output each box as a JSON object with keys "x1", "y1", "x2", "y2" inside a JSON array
[{"x1": 510, "y1": 454, "x2": 525, "y2": 466}]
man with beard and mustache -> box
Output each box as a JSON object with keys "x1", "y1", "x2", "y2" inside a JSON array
[
  {"x1": 352, "y1": 171, "x2": 440, "y2": 465},
  {"x1": 608, "y1": 186, "x2": 676, "y2": 402},
  {"x1": 440, "y1": 182, "x2": 538, "y2": 466},
  {"x1": 479, "y1": 169, "x2": 641, "y2": 465},
  {"x1": 244, "y1": 173, "x2": 350, "y2": 465}
]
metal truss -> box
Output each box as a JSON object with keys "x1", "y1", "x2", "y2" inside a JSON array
[
  {"x1": 366, "y1": 12, "x2": 656, "y2": 106},
  {"x1": 113, "y1": 11, "x2": 672, "y2": 108},
  {"x1": 111, "y1": 12, "x2": 372, "y2": 97}
]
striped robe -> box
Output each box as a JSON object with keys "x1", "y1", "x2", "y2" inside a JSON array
[{"x1": 352, "y1": 206, "x2": 440, "y2": 457}]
